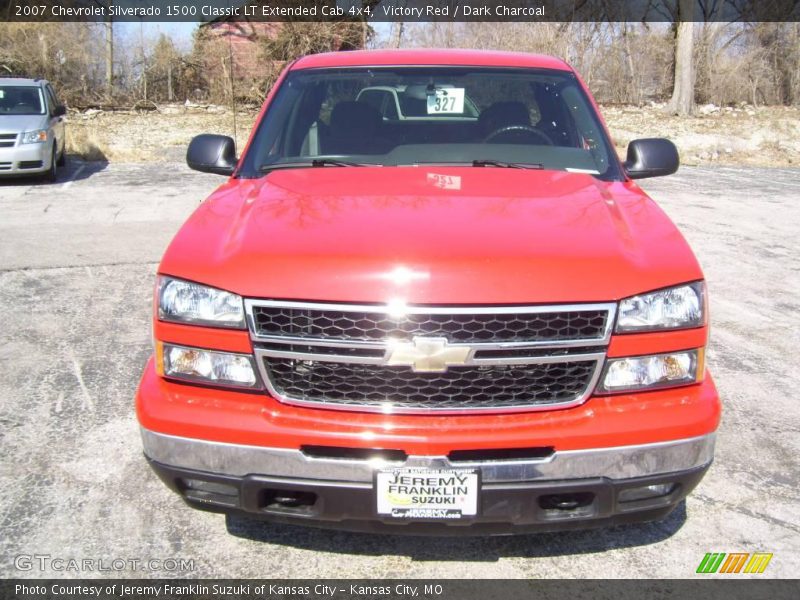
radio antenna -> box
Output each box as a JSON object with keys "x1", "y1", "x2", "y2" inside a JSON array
[{"x1": 226, "y1": 12, "x2": 238, "y2": 146}]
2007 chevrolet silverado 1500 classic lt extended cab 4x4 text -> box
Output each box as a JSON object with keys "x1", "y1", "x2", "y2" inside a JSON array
[{"x1": 136, "y1": 50, "x2": 720, "y2": 535}]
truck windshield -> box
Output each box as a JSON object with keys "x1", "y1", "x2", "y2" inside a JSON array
[
  {"x1": 0, "y1": 86, "x2": 46, "y2": 115},
  {"x1": 239, "y1": 67, "x2": 621, "y2": 180}
]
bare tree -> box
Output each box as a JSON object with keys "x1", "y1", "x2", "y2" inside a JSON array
[
  {"x1": 669, "y1": 0, "x2": 695, "y2": 115},
  {"x1": 1, "y1": 14, "x2": 796, "y2": 110},
  {"x1": 105, "y1": 20, "x2": 113, "y2": 99},
  {"x1": 392, "y1": 22, "x2": 405, "y2": 48}
]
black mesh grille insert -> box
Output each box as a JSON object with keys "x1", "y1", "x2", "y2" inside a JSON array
[
  {"x1": 265, "y1": 358, "x2": 597, "y2": 411},
  {"x1": 252, "y1": 306, "x2": 608, "y2": 343}
]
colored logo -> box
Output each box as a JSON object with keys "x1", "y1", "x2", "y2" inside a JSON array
[{"x1": 696, "y1": 552, "x2": 773, "y2": 574}]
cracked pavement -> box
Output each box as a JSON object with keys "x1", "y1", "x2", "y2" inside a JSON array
[{"x1": 0, "y1": 161, "x2": 798, "y2": 578}]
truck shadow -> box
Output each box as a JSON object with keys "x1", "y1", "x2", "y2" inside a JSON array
[{"x1": 224, "y1": 501, "x2": 686, "y2": 560}]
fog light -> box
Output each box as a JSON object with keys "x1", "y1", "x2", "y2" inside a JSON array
[
  {"x1": 597, "y1": 349, "x2": 703, "y2": 393},
  {"x1": 182, "y1": 479, "x2": 238, "y2": 497},
  {"x1": 157, "y1": 342, "x2": 258, "y2": 388},
  {"x1": 618, "y1": 483, "x2": 676, "y2": 503},
  {"x1": 181, "y1": 478, "x2": 238, "y2": 507}
]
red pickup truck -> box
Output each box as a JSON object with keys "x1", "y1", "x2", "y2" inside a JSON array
[{"x1": 136, "y1": 49, "x2": 720, "y2": 535}]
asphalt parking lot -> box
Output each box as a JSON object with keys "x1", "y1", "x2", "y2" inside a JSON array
[{"x1": 0, "y1": 161, "x2": 798, "y2": 578}]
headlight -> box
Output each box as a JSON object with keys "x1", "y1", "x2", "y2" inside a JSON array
[
  {"x1": 616, "y1": 282, "x2": 705, "y2": 332},
  {"x1": 596, "y1": 349, "x2": 704, "y2": 394},
  {"x1": 158, "y1": 276, "x2": 244, "y2": 328},
  {"x1": 156, "y1": 342, "x2": 259, "y2": 388},
  {"x1": 21, "y1": 130, "x2": 48, "y2": 144}
]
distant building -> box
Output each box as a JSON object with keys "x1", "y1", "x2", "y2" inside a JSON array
[
  {"x1": 203, "y1": 21, "x2": 284, "y2": 84},
  {"x1": 199, "y1": 20, "x2": 366, "y2": 100}
]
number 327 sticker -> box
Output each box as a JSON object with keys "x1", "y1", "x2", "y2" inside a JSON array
[{"x1": 427, "y1": 88, "x2": 465, "y2": 114}]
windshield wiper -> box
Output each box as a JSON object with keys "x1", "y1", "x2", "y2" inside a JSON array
[
  {"x1": 259, "y1": 158, "x2": 368, "y2": 172},
  {"x1": 471, "y1": 159, "x2": 543, "y2": 169}
]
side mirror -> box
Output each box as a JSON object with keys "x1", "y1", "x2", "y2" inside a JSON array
[
  {"x1": 624, "y1": 138, "x2": 679, "y2": 179},
  {"x1": 52, "y1": 105, "x2": 66, "y2": 117},
  {"x1": 187, "y1": 134, "x2": 237, "y2": 176}
]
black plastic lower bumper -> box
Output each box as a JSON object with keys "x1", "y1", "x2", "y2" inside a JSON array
[{"x1": 147, "y1": 457, "x2": 709, "y2": 536}]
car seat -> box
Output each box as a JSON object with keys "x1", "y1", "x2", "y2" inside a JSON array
[{"x1": 322, "y1": 101, "x2": 386, "y2": 155}]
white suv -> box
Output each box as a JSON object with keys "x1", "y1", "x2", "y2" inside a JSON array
[{"x1": 0, "y1": 78, "x2": 66, "y2": 182}]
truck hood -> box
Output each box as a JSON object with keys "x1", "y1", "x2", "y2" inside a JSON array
[
  {"x1": 0, "y1": 114, "x2": 47, "y2": 134},
  {"x1": 160, "y1": 167, "x2": 702, "y2": 304}
]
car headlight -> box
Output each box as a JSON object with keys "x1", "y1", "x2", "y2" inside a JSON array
[
  {"x1": 158, "y1": 276, "x2": 245, "y2": 328},
  {"x1": 616, "y1": 282, "x2": 705, "y2": 332},
  {"x1": 156, "y1": 342, "x2": 259, "y2": 388},
  {"x1": 21, "y1": 130, "x2": 48, "y2": 144},
  {"x1": 596, "y1": 349, "x2": 704, "y2": 394}
]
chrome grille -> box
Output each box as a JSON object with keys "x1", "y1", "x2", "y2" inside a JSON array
[
  {"x1": 265, "y1": 359, "x2": 598, "y2": 411},
  {"x1": 251, "y1": 304, "x2": 608, "y2": 343},
  {"x1": 246, "y1": 300, "x2": 615, "y2": 414},
  {"x1": 0, "y1": 134, "x2": 17, "y2": 148}
]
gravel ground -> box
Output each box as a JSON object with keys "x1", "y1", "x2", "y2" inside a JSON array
[{"x1": 0, "y1": 161, "x2": 798, "y2": 578}]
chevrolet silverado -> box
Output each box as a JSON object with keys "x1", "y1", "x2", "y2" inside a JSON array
[{"x1": 136, "y1": 50, "x2": 720, "y2": 535}]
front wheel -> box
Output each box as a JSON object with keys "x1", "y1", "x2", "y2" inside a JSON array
[{"x1": 44, "y1": 146, "x2": 58, "y2": 183}]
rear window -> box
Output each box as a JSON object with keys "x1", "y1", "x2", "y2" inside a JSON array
[
  {"x1": 0, "y1": 86, "x2": 45, "y2": 115},
  {"x1": 239, "y1": 66, "x2": 621, "y2": 180}
]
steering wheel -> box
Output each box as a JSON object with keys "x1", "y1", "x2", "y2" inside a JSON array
[{"x1": 483, "y1": 125, "x2": 554, "y2": 145}]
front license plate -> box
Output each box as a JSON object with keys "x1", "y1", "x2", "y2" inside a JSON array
[{"x1": 376, "y1": 468, "x2": 479, "y2": 519}]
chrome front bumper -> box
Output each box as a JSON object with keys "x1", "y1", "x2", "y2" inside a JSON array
[
  {"x1": 142, "y1": 428, "x2": 715, "y2": 533},
  {"x1": 141, "y1": 428, "x2": 715, "y2": 484}
]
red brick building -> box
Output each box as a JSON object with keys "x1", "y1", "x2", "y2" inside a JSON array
[
  {"x1": 204, "y1": 21, "x2": 285, "y2": 83},
  {"x1": 200, "y1": 20, "x2": 367, "y2": 100}
]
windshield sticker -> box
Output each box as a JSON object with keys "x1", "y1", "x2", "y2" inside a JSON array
[
  {"x1": 427, "y1": 88, "x2": 465, "y2": 114},
  {"x1": 0, "y1": 90, "x2": 4, "y2": 99},
  {"x1": 427, "y1": 173, "x2": 462, "y2": 190}
]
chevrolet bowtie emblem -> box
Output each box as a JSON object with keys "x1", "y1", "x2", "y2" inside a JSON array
[{"x1": 385, "y1": 337, "x2": 472, "y2": 372}]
